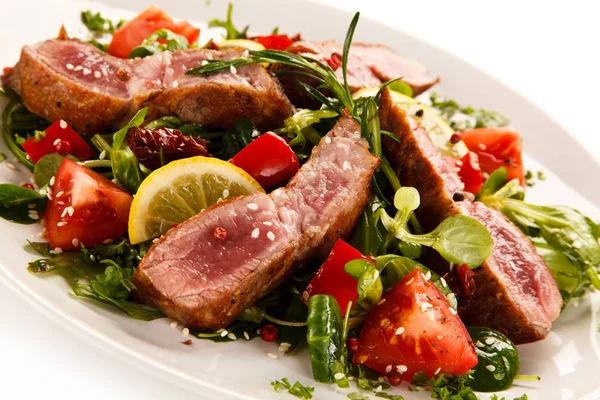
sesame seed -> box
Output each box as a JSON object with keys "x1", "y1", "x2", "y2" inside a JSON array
[
  {"x1": 28, "y1": 203, "x2": 37, "y2": 209},
  {"x1": 90, "y1": 254, "x2": 96, "y2": 262},
  {"x1": 397, "y1": 365, "x2": 408, "y2": 373},
  {"x1": 256, "y1": 328, "x2": 262, "y2": 335},
  {"x1": 99, "y1": 150, "x2": 106, "y2": 160},
  {"x1": 266, "y1": 231, "x2": 275, "y2": 241},
  {"x1": 437, "y1": 334, "x2": 444, "y2": 340},
  {"x1": 267, "y1": 352, "x2": 278, "y2": 359},
  {"x1": 28, "y1": 213, "x2": 39, "y2": 220},
  {"x1": 475, "y1": 341, "x2": 484, "y2": 348},
  {"x1": 66, "y1": 63, "x2": 74, "y2": 70},
  {"x1": 333, "y1": 372, "x2": 346, "y2": 380},
  {"x1": 243, "y1": 331, "x2": 250, "y2": 340},
  {"x1": 508, "y1": 260, "x2": 517, "y2": 269},
  {"x1": 263, "y1": 221, "x2": 273, "y2": 226},
  {"x1": 6, "y1": 163, "x2": 16, "y2": 170},
  {"x1": 251, "y1": 130, "x2": 259, "y2": 138},
  {"x1": 170, "y1": 321, "x2": 178, "y2": 328},
  {"x1": 94, "y1": 71, "x2": 101, "y2": 78},
  {"x1": 427, "y1": 310, "x2": 435, "y2": 321},
  {"x1": 440, "y1": 277, "x2": 447, "y2": 288},
  {"x1": 247, "y1": 203, "x2": 258, "y2": 210},
  {"x1": 52, "y1": 138, "x2": 61, "y2": 145},
  {"x1": 172, "y1": 81, "x2": 179, "y2": 88},
  {"x1": 342, "y1": 161, "x2": 351, "y2": 170},
  {"x1": 74, "y1": 65, "x2": 83, "y2": 71},
  {"x1": 449, "y1": 307, "x2": 457, "y2": 315},
  {"x1": 374, "y1": 385, "x2": 382, "y2": 393},
  {"x1": 406, "y1": 277, "x2": 415, "y2": 285},
  {"x1": 83, "y1": 68, "x2": 91, "y2": 75},
  {"x1": 242, "y1": 49, "x2": 250, "y2": 57},
  {"x1": 325, "y1": 136, "x2": 332, "y2": 144},
  {"x1": 220, "y1": 330, "x2": 229, "y2": 337},
  {"x1": 182, "y1": 327, "x2": 190, "y2": 337},
  {"x1": 425, "y1": 271, "x2": 432, "y2": 280},
  {"x1": 395, "y1": 326, "x2": 405, "y2": 335},
  {"x1": 435, "y1": 367, "x2": 442, "y2": 375},
  {"x1": 376, "y1": 298, "x2": 386, "y2": 306},
  {"x1": 201, "y1": 60, "x2": 209, "y2": 66},
  {"x1": 72, "y1": 238, "x2": 79, "y2": 247},
  {"x1": 485, "y1": 365, "x2": 496, "y2": 372},
  {"x1": 66, "y1": 206, "x2": 74, "y2": 216},
  {"x1": 57, "y1": 221, "x2": 67, "y2": 227},
  {"x1": 56, "y1": 191, "x2": 64, "y2": 198},
  {"x1": 61, "y1": 208, "x2": 69, "y2": 218},
  {"x1": 222, "y1": 189, "x2": 229, "y2": 197},
  {"x1": 447, "y1": 293, "x2": 456, "y2": 302},
  {"x1": 420, "y1": 302, "x2": 433, "y2": 312},
  {"x1": 478, "y1": 143, "x2": 487, "y2": 151},
  {"x1": 385, "y1": 365, "x2": 392, "y2": 373},
  {"x1": 49, "y1": 176, "x2": 55, "y2": 186},
  {"x1": 227, "y1": 332, "x2": 237, "y2": 340},
  {"x1": 53, "y1": 247, "x2": 63, "y2": 254},
  {"x1": 230, "y1": 65, "x2": 237, "y2": 74},
  {"x1": 280, "y1": 342, "x2": 291, "y2": 348},
  {"x1": 103, "y1": 239, "x2": 113, "y2": 244},
  {"x1": 251, "y1": 228, "x2": 260, "y2": 238},
  {"x1": 485, "y1": 337, "x2": 495, "y2": 345}
]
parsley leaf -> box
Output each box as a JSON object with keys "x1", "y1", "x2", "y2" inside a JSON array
[
  {"x1": 411, "y1": 372, "x2": 477, "y2": 400},
  {"x1": 429, "y1": 93, "x2": 509, "y2": 130},
  {"x1": 80, "y1": 10, "x2": 125, "y2": 35}
]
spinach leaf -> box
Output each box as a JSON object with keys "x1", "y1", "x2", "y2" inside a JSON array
[
  {"x1": 129, "y1": 29, "x2": 190, "y2": 58},
  {"x1": 307, "y1": 295, "x2": 343, "y2": 383},
  {"x1": 208, "y1": 3, "x2": 249, "y2": 40},
  {"x1": 0, "y1": 184, "x2": 46, "y2": 224},
  {"x1": 33, "y1": 153, "x2": 74, "y2": 187},
  {"x1": 467, "y1": 326, "x2": 520, "y2": 392}
]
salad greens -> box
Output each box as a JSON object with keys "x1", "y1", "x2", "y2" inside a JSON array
[
  {"x1": 208, "y1": 2, "x2": 249, "y2": 40},
  {"x1": 429, "y1": 93, "x2": 510, "y2": 131},
  {"x1": 80, "y1": 10, "x2": 125, "y2": 36},
  {"x1": 129, "y1": 29, "x2": 190, "y2": 58},
  {"x1": 0, "y1": 184, "x2": 46, "y2": 224}
]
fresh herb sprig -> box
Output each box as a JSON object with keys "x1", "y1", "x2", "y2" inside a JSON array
[
  {"x1": 80, "y1": 10, "x2": 125, "y2": 36},
  {"x1": 429, "y1": 93, "x2": 510, "y2": 131},
  {"x1": 208, "y1": 3, "x2": 249, "y2": 40}
]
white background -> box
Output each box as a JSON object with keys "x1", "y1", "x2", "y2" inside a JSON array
[{"x1": 1, "y1": 0, "x2": 599, "y2": 399}]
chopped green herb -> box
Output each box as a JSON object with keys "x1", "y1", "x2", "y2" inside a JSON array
[
  {"x1": 348, "y1": 393, "x2": 370, "y2": 400},
  {"x1": 411, "y1": 371, "x2": 477, "y2": 400},
  {"x1": 429, "y1": 93, "x2": 509, "y2": 130},
  {"x1": 271, "y1": 378, "x2": 314, "y2": 399},
  {"x1": 129, "y1": 29, "x2": 190, "y2": 58},
  {"x1": 208, "y1": 3, "x2": 248, "y2": 40}
]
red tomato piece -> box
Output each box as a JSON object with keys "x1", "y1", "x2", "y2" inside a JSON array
[
  {"x1": 107, "y1": 6, "x2": 200, "y2": 58},
  {"x1": 254, "y1": 34, "x2": 294, "y2": 50},
  {"x1": 459, "y1": 127, "x2": 524, "y2": 185},
  {"x1": 457, "y1": 152, "x2": 483, "y2": 196},
  {"x1": 22, "y1": 120, "x2": 95, "y2": 163},
  {"x1": 229, "y1": 132, "x2": 299, "y2": 189},
  {"x1": 303, "y1": 240, "x2": 371, "y2": 314},
  {"x1": 45, "y1": 159, "x2": 133, "y2": 250},
  {"x1": 353, "y1": 269, "x2": 478, "y2": 381}
]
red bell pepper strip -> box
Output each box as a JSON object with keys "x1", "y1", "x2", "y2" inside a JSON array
[
  {"x1": 229, "y1": 132, "x2": 299, "y2": 189},
  {"x1": 253, "y1": 34, "x2": 294, "y2": 50},
  {"x1": 457, "y1": 151, "x2": 483, "y2": 196},
  {"x1": 22, "y1": 120, "x2": 95, "y2": 163},
  {"x1": 304, "y1": 240, "x2": 372, "y2": 314}
]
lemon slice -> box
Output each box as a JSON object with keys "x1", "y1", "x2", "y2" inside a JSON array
[
  {"x1": 128, "y1": 156, "x2": 264, "y2": 244},
  {"x1": 218, "y1": 39, "x2": 266, "y2": 51},
  {"x1": 353, "y1": 87, "x2": 468, "y2": 159}
]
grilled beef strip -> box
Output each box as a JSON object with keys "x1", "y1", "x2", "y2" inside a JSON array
[
  {"x1": 133, "y1": 114, "x2": 379, "y2": 330},
  {"x1": 379, "y1": 88, "x2": 562, "y2": 344},
  {"x1": 2, "y1": 39, "x2": 294, "y2": 134}
]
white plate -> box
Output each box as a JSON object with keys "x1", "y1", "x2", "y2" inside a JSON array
[{"x1": 1, "y1": 0, "x2": 599, "y2": 399}]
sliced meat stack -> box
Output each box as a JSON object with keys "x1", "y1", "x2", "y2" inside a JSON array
[
  {"x1": 277, "y1": 40, "x2": 439, "y2": 108},
  {"x1": 379, "y1": 88, "x2": 562, "y2": 344},
  {"x1": 133, "y1": 114, "x2": 379, "y2": 330},
  {"x1": 2, "y1": 39, "x2": 294, "y2": 134}
]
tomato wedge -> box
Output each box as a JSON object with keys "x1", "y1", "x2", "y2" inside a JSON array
[
  {"x1": 304, "y1": 240, "x2": 370, "y2": 314},
  {"x1": 353, "y1": 269, "x2": 478, "y2": 381},
  {"x1": 254, "y1": 34, "x2": 294, "y2": 50},
  {"x1": 457, "y1": 151, "x2": 483, "y2": 196},
  {"x1": 45, "y1": 159, "x2": 133, "y2": 250},
  {"x1": 22, "y1": 120, "x2": 95, "y2": 163},
  {"x1": 229, "y1": 132, "x2": 299, "y2": 189},
  {"x1": 459, "y1": 127, "x2": 524, "y2": 185},
  {"x1": 107, "y1": 6, "x2": 200, "y2": 58}
]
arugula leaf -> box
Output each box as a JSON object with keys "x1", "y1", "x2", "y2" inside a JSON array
[
  {"x1": 271, "y1": 378, "x2": 314, "y2": 399},
  {"x1": 429, "y1": 93, "x2": 509, "y2": 130},
  {"x1": 276, "y1": 108, "x2": 338, "y2": 147},
  {"x1": 208, "y1": 3, "x2": 249, "y2": 40},
  {"x1": 0, "y1": 184, "x2": 46, "y2": 224},
  {"x1": 81, "y1": 10, "x2": 125, "y2": 35},
  {"x1": 110, "y1": 108, "x2": 149, "y2": 193},
  {"x1": 129, "y1": 29, "x2": 190, "y2": 58},
  {"x1": 26, "y1": 240, "x2": 53, "y2": 257},
  {"x1": 28, "y1": 251, "x2": 80, "y2": 273}
]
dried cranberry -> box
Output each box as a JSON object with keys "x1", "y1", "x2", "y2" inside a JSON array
[
  {"x1": 55, "y1": 140, "x2": 72, "y2": 156},
  {"x1": 127, "y1": 127, "x2": 209, "y2": 170},
  {"x1": 261, "y1": 324, "x2": 278, "y2": 342},
  {"x1": 21, "y1": 183, "x2": 34, "y2": 190},
  {"x1": 326, "y1": 53, "x2": 342, "y2": 71}
]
